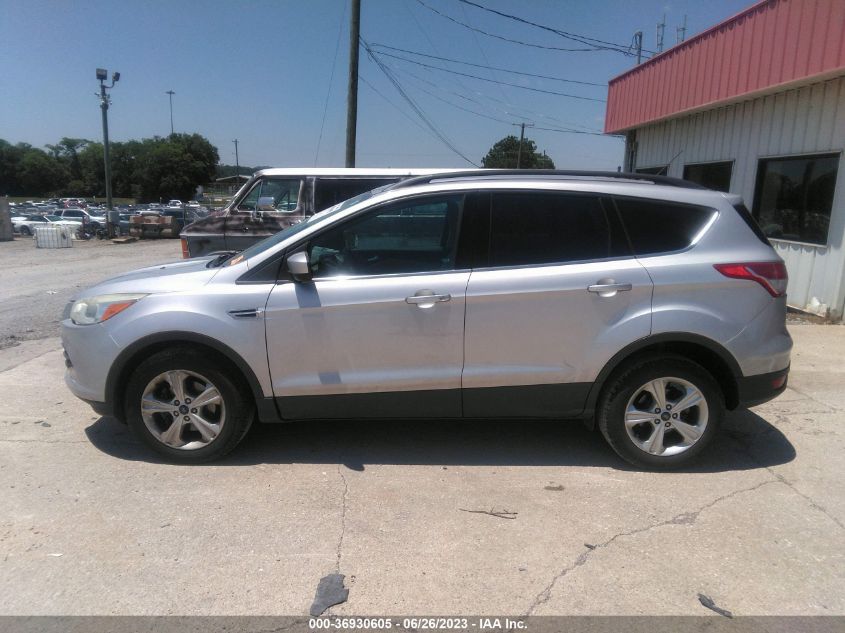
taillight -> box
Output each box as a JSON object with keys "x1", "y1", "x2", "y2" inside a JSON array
[
  {"x1": 180, "y1": 238, "x2": 190, "y2": 259},
  {"x1": 714, "y1": 261, "x2": 788, "y2": 297}
]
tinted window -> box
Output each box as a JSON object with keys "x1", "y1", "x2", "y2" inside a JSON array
[
  {"x1": 753, "y1": 153, "x2": 839, "y2": 245},
  {"x1": 308, "y1": 195, "x2": 462, "y2": 277},
  {"x1": 732, "y1": 203, "x2": 770, "y2": 246},
  {"x1": 615, "y1": 198, "x2": 715, "y2": 255},
  {"x1": 683, "y1": 161, "x2": 733, "y2": 192},
  {"x1": 313, "y1": 178, "x2": 399, "y2": 212},
  {"x1": 489, "y1": 193, "x2": 629, "y2": 267},
  {"x1": 636, "y1": 166, "x2": 668, "y2": 175}
]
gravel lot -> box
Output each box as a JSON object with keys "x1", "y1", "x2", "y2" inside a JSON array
[
  {"x1": 0, "y1": 236, "x2": 180, "y2": 349},
  {"x1": 0, "y1": 237, "x2": 843, "y2": 617}
]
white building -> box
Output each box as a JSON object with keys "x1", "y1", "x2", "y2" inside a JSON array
[{"x1": 605, "y1": 0, "x2": 845, "y2": 319}]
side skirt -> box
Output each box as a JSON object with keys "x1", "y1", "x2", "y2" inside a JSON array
[{"x1": 267, "y1": 383, "x2": 592, "y2": 422}]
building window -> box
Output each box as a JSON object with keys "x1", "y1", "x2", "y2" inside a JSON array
[
  {"x1": 683, "y1": 161, "x2": 733, "y2": 192},
  {"x1": 635, "y1": 165, "x2": 668, "y2": 175},
  {"x1": 753, "y1": 154, "x2": 840, "y2": 245}
]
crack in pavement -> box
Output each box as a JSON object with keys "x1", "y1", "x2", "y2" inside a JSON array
[
  {"x1": 726, "y1": 429, "x2": 845, "y2": 532},
  {"x1": 524, "y1": 479, "x2": 780, "y2": 616},
  {"x1": 335, "y1": 464, "x2": 349, "y2": 573},
  {"x1": 782, "y1": 384, "x2": 844, "y2": 413}
]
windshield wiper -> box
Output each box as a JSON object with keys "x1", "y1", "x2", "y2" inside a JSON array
[{"x1": 207, "y1": 251, "x2": 238, "y2": 268}]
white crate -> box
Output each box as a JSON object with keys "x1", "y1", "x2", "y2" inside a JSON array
[{"x1": 34, "y1": 226, "x2": 74, "y2": 249}]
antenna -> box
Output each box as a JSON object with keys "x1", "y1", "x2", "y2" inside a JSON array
[
  {"x1": 677, "y1": 15, "x2": 687, "y2": 44},
  {"x1": 633, "y1": 31, "x2": 643, "y2": 64},
  {"x1": 656, "y1": 14, "x2": 666, "y2": 53}
]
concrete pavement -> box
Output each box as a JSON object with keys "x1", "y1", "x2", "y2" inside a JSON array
[{"x1": 0, "y1": 324, "x2": 843, "y2": 615}]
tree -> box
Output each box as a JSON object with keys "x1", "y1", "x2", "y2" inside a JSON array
[
  {"x1": 17, "y1": 149, "x2": 69, "y2": 196},
  {"x1": 481, "y1": 135, "x2": 555, "y2": 169}
]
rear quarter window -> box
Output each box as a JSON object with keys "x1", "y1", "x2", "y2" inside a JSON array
[{"x1": 614, "y1": 197, "x2": 715, "y2": 255}]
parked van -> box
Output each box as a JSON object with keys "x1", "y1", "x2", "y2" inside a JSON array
[{"x1": 180, "y1": 168, "x2": 464, "y2": 257}]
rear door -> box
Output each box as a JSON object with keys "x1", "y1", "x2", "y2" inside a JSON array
[{"x1": 462, "y1": 190, "x2": 653, "y2": 417}]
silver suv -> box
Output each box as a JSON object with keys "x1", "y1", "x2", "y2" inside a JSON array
[{"x1": 62, "y1": 171, "x2": 792, "y2": 468}]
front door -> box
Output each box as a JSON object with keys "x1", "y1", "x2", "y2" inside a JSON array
[{"x1": 264, "y1": 194, "x2": 468, "y2": 419}]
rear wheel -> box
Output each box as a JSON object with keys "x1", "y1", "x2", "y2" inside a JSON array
[
  {"x1": 125, "y1": 349, "x2": 254, "y2": 463},
  {"x1": 597, "y1": 356, "x2": 723, "y2": 469},
  {"x1": 20, "y1": 226, "x2": 31, "y2": 236}
]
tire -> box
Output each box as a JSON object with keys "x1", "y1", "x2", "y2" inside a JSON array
[
  {"x1": 124, "y1": 348, "x2": 254, "y2": 463},
  {"x1": 597, "y1": 354, "x2": 724, "y2": 470},
  {"x1": 20, "y1": 226, "x2": 31, "y2": 236}
]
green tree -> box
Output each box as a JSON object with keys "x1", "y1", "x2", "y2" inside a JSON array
[
  {"x1": 481, "y1": 135, "x2": 555, "y2": 169},
  {"x1": 17, "y1": 149, "x2": 69, "y2": 196},
  {"x1": 45, "y1": 137, "x2": 90, "y2": 184}
]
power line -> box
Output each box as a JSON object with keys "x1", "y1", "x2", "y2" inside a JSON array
[
  {"x1": 314, "y1": 0, "x2": 347, "y2": 166},
  {"x1": 379, "y1": 60, "x2": 611, "y2": 137},
  {"x1": 372, "y1": 49, "x2": 606, "y2": 102},
  {"x1": 361, "y1": 37, "x2": 479, "y2": 166},
  {"x1": 359, "y1": 75, "x2": 431, "y2": 135},
  {"x1": 454, "y1": 0, "x2": 657, "y2": 55},
  {"x1": 390, "y1": 62, "x2": 604, "y2": 133},
  {"x1": 413, "y1": 0, "x2": 603, "y2": 53},
  {"x1": 370, "y1": 43, "x2": 606, "y2": 87}
]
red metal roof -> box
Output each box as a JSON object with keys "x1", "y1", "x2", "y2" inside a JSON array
[{"x1": 604, "y1": 0, "x2": 845, "y2": 134}]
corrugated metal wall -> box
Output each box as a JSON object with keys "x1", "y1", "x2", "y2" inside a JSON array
[
  {"x1": 606, "y1": 0, "x2": 845, "y2": 133},
  {"x1": 633, "y1": 75, "x2": 845, "y2": 318}
]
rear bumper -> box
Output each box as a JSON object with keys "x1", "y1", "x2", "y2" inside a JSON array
[{"x1": 736, "y1": 366, "x2": 789, "y2": 408}]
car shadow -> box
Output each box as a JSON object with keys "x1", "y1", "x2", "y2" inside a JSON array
[{"x1": 84, "y1": 407, "x2": 794, "y2": 473}]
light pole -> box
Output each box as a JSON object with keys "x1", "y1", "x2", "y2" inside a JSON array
[
  {"x1": 97, "y1": 68, "x2": 119, "y2": 238},
  {"x1": 165, "y1": 90, "x2": 175, "y2": 136},
  {"x1": 233, "y1": 139, "x2": 239, "y2": 177}
]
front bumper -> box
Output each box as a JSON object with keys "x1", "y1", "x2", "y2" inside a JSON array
[
  {"x1": 61, "y1": 318, "x2": 122, "y2": 405},
  {"x1": 736, "y1": 366, "x2": 789, "y2": 408}
]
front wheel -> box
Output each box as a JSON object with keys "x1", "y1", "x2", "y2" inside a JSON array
[
  {"x1": 597, "y1": 356, "x2": 723, "y2": 469},
  {"x1": 20, "y1": 226, "x2": 31, "y2": 236},
  {"x1": 125, "y1": 349, "x2": 254, "y2": 463}
]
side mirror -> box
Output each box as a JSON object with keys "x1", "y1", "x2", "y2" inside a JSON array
[
  {"x1": 257, "y1": 196, "x2": 276, "y2": 212},
  {"x1": 286, "y1": 251, "x2": 312, "y2": 282}
]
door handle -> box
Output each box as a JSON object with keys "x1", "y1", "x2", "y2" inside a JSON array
[
  {"x1": 587, "y1": 281, "x2": 632, "y2": 297},
  {"x1": 406, "y1": 291, "x2": 451, "y2": 305}
]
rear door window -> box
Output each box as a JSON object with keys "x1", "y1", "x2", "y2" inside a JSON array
[
  {"x1": 488, "y1": 192, "x2": 629, "y2": 267},
  {"x1": 614, "y1": 197, "x2": 715, "y2": 255},
  {"x1": 313, "y1": 178, "x2": 400, "y2": 212}
]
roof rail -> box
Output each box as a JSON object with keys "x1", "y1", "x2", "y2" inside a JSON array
[{"x1": 390, "y1": 169, "x2": 706, "y2": 190}]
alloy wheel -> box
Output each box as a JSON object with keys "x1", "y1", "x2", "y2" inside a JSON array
[
  {"x1": 140, "y1": 370, "x2": 226, "y2": 450},
  {"x1": 624, "y1": 376, "x2": 709, "y2": 457}
]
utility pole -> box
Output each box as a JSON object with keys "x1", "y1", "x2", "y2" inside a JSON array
[
  {"x1": 233, "y1": 139, "x2": 240, "y2": 178},
  {"x1": 656, "y1": 15, "x2": 665, "y2": 53},
  {"x1": 165, "y1": 90, "x2": 175, "y2": 135},
  {"x1": 514, "y1": 121, "x2": 534, "y2": 168},
  {"x1": 345, "y1": 0, "x2": 361, "y2": 168},
  {"x1": 96, "y1": 68, "x2": 120, "y2": 238},
  {"x1": 633, "y1": 31, "x2": 643, "y2": 64},
  {"x1": 677, "y1": 15, "x2": 687, "y2": 44}
]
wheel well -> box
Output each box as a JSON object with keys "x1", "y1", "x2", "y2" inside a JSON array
[
  {"x1": 110, "y1": 340, "x2": 256, "y2": 422},
  {"x1": 593, "y1": 340, "x2": 740, "y2": 414}
]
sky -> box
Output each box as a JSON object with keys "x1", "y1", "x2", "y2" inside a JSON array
[{"x1": 1, "y1": 0, "x2": 751, "y2": 170}]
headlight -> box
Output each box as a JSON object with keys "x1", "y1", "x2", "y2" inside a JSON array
[{"x1": 70, "y1": 293, "x2": 147, "y2": 325}]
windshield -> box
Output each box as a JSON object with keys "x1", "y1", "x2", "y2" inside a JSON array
[{"x1": 227, "y1": 184, "x2": 395, "y2": 266}]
